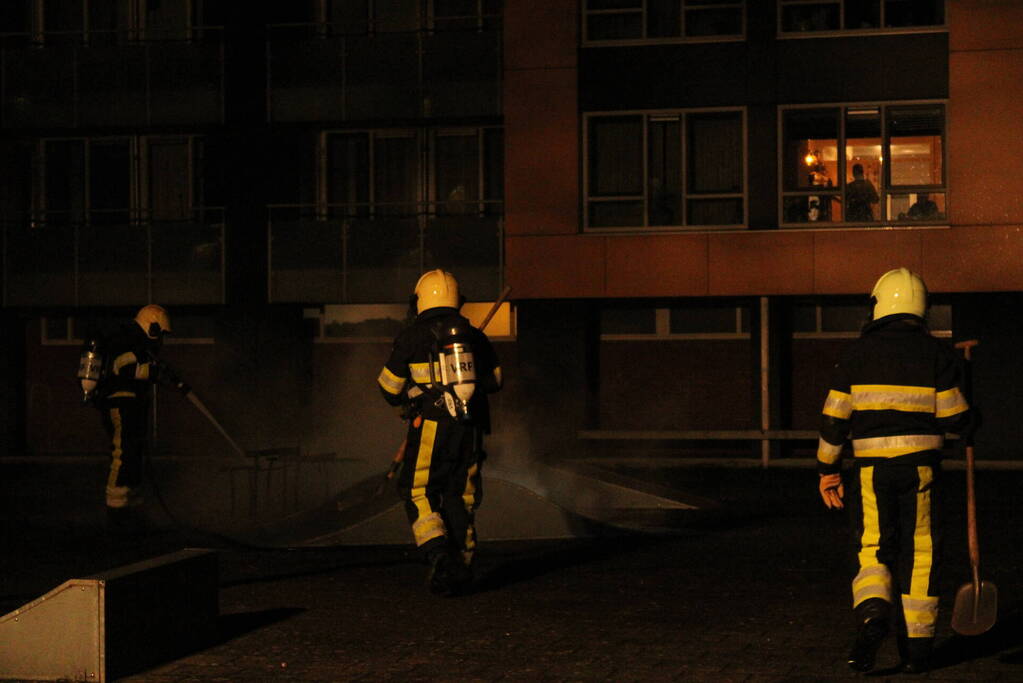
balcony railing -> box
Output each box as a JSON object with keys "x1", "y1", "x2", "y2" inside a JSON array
[
  {"x1": 268, "y1": 202, "x2": 503, "y2": 304},
  {"x1": 2, "y1": 208, "x2": 225, "y2": 306},
  {"x1": 0, "y1": 29, "x2": 224, "y2": 128},
  {"x1": 266, "y1": 25, "x2": 501, "y2": 122}
]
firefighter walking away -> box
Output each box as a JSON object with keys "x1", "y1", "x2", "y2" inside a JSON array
[
  {"x1": 816, "y1": 268, "x2": 972, "y2": 674},
  {"x1": 78, "y1": 304, "x2": 190, "y2": 521},
  {"x1": 377, "y1": 270, "x2": 502, "y2": 596}
]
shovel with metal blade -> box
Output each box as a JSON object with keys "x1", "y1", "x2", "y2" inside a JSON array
[{"x1": 951, "y1": 340, "x2": 997, "y2": 636}]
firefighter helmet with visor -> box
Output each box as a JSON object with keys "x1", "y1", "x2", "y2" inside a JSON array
[
  {"x1": 135, "y1": 304, "x2": 172, "y2": 339},
  {"x1": 870, "y1": 268, "x2": 927, "y2": 320},
  {"x1": 414, "y1": 269, "x2": 460, "y2": 314}
]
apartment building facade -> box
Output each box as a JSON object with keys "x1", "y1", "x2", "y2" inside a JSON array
[{"x1": 1, "y1": 1, "x2": 1021, "y2": 471}]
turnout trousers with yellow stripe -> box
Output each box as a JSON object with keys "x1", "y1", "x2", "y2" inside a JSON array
[
  {"x1": 100, "y1": 398, "x2": 148, "y2": 508},
  {"x1": 851, "y1": 461, "x2": 944, "y2": 640},
  {"x1": 396, "y1": 417, "x2": 483, "y2": 565}
]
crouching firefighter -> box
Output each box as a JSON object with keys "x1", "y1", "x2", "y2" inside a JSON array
[
  {"x1": 377, "y1": 270, "x2": 502, "y2": 596},
  {"x1": 78, "y1": 304, "x2": 190, "y2": 514},
  {"x1": 816, "y1": 268, "x2": 972, "y2": 674}
]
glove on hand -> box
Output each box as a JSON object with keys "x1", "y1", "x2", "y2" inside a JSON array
[
  {"x1": 154, "y1": 361, "x2": 189, "y2": 394},
  {"x1": 819, "y1": 473, "x2": 844, "y2": 509}
]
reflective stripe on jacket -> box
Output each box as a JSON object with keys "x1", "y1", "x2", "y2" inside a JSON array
[{"x1": 817, "y1": 315, "x2": 971, "y2": 473}]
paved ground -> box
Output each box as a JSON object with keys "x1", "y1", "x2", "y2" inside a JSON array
[{"x1": 2, "y1": 457, "x2": 1022, "y2": 682}]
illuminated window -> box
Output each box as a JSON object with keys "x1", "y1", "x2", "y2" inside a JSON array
[
  {"x1": 780, "y1": 102, "x2": 947, "y2": 226},
  {"x1": 583, "y1": 0, "x2": 745, "y2": 45},
  {"x1": 585, "y1": 109, "x2": 746, "y2": 231}
]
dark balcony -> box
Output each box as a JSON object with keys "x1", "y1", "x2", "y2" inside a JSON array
[
  {"x1": 267, "y1": 27, "x2": 501, "y2": 123},
  {"x1": 268, "y1": 202, "x2": 503, "y2": 304},
  {"x1": 2, "y1": 209, "x2": 225, "y2": 306},
  {"x1": 1, "y1": 31, "x2": 224, "y2": 128}
]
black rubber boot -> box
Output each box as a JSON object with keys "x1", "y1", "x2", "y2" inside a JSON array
[
  {"x1": 847, "y1": 598, "x2": 892, "y2": 673},
  {"x1": 447, "y1": 556, "x2": 473, "y2": 595},
  {"x1": 899, "y1": 637, "x2": 933, "y2": 674},
  {"x1": 426, "y1": 549, "x2": 456, "y2": 596}
]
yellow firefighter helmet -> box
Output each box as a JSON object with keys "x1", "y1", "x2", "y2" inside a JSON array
[
  {"x1": 414, "y1": 269, "x2": 460, "y2": 314},
  {"x1": 871, "y1": 268, "x2": 927, "y2": 319},
  {"x1": 135, "y1": 304, "x2": 172, "y2": 339}
]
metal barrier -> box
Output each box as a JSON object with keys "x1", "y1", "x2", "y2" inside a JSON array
[
  {"x1": 0, "y1": 30, "x2": 224, "y2": 128},
  {"x1": 266, "y1": 25, "x2": 502, "y2": 122},
  {"x1": 2, "y1": 209, "x2": 226, "y2": 306},
  {"x1": 267, "y1": 202, "x2": 504, "y2": 303}
]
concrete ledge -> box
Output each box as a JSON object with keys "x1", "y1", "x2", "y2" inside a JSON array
[{"x1": 0, "y1": 548, "x2": 218, "y2": 682}]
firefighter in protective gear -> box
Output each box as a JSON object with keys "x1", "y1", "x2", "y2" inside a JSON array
[
  {"x1": 94, "y1": 304, "x2": 189, "y2": 512},
  {"x1": 377, "y1": 270, "x2": 502, "y2": 596},
  {"x1": 816, "y1": 268, "x2": 971, "y2": 674}
]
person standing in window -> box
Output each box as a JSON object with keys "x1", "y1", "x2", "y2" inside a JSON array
[
  {"x1": 816, "y1": 268, "x2": 972, "y2": 674},
  {"x1": 846, "y1": 163, "x2": 879, "y2": 221},
  {"x1": 908, "y1": 193, "x2": 940, "y2": 220}
]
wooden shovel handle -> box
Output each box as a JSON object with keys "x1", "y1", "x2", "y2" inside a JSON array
[
  {"x1": 966, "y1": 445, "x2": 981, "y2": 573},
  {"x1": 956, "y1": 339, "x2": 981, "y2": 577},
  {"x1": 955, "y1": 339, "x2": 979, "y2": 360},
  {"x1": 480, "y1": 285, "x2": 512, "y2": 332}
]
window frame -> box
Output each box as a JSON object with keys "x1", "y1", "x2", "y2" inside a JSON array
[
  {"x1": 304, "y1": 301, "x2": 516, "y2": 343},
  {"x1": 318, "y1": 125, "x2": 503, "y2": 218},
  {"x1": 583, "y1": 107, "x2": 748, "y2": 233},
  {"x1": 40, "y1": 315, "x2": 214, "y2": 345},
  {"x1": 776, "y1": 0, "x2": 948, "y2": 39},
  {"x1": 34, "y1": 134, "x2": 212, "y2": 227},
  {"x1": 600, "y1": 304, "x2": 750, "y2": 341},
  {"x1": 790, "y1": 298, "x2": 952, "y2": 339},
  {"x1": 777, "y1": 100, "x2": 949, "y2": 229},
  {"x1": 581, "y1": 0, "x2": 747, "y2": 47},
  {"x1": 12, "y1": 0, "x2": 205, "y2": 45}
]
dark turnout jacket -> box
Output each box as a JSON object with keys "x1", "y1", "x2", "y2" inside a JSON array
[
  {"x1": 377, "y1": 307, "x2": 502, "y2": 431},
  {"x1": 817, "y1": 314, "x2": 971, "y2": 474},
  {"x1": 99, "y1": 323, "x2": 161, "y2": 402}
]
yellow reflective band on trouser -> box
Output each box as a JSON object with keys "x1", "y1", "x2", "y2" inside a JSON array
[
  {"x1": 936, "y1": 387, "x2": 969, "y2": 418},
  {"x1": 107, "y1": 407, "x2": 124, "y2": 491},
  {"x1": 134, "y1": 362, "x2": 150, "y2": 380},
  {"x1": 412, "y1": 512, "x2": 446, "y2": 547},
  {"x1": 852, "y1": 434, "x2": 943, "y2": 459},
  {"x1": 106, "y1": 485, "x2": 130, "y2": 508},
  {"x1": 905, "y1": 465, "x2": 937, "y2": 637},
  {"x1": 852, "y1": 564, "x2": 893, "y2": 607},
  {"x1": 462, "y1": 461, "x2": 480, "y2": 511},
  {"x1": 817, "y1": 437, "x2": 843, "y2": 466},
  {"x1": 853, "y1": 466, "x2": 892, "y2": 607},
  {"x1": 377, "y1": 366, "x2": 405, "y2": 396},
  {"x1": 851, "y1": 384, "x2": 935, "y2": 413},
  {"x1": 409, "y1": 420, "x2": 445, "y2": 546},
  {"x1": 822, "y1": 389, "x2": 852, "y2": 419},
  {"x1": 461, "y1": 461, "x2": 480, "y2": 565},
  {"x1": 902, "y1": 594, "x2": 939, "y2": 638}
]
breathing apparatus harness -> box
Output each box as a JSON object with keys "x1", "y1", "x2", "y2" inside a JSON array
[{"x1": 419, "y1": 316, "x2": 478, "y2": 422}]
